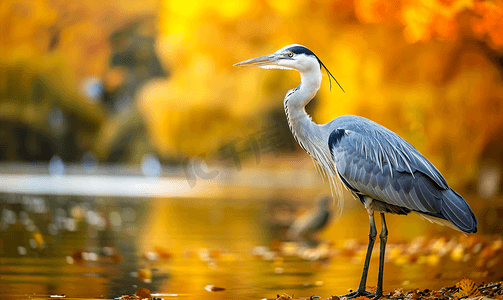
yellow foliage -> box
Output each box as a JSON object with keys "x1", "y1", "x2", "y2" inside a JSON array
[
  {"x1": 0, "y1": 0, "x2": 57, "y2": 53},
  {"x1": 145, "y1": 0, "x2": 503, "y2": 187},
  {"x1": 401, "y1": 0, "x2": 467, "y2": 43},
  {"x1": 212, "y1": 0, "x2": 256, "y2": 19},
  {"x1": 32, "y1": 232, "x2": 44, "y2": 250},
  {"x1": 266, "y1": 0, "x2": 307, "y2": 16},
  {"x1": 450, "y1": 244, "x2": 464, "y2": 261},
  {"x1": 2, "y1": 0, "x2": 503, "y2": 186}
]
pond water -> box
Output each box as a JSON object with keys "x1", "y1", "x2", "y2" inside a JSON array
[{"x1": 0, "y1": 193, "x2": 500, "y2": 299}]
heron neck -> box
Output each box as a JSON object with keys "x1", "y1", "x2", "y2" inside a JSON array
[
  {"x1": 284, "y1": 70, "x2": 325, "y2": 155},
  {"x1": 294, "y1": 72, "x2": 321, "y2": 109},
  {"x1": 282, "y1": 66, "x2": 341, "y2": 206}
]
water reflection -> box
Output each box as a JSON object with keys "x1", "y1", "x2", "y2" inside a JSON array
[{"x1": 0, "y1": 193, "x2": 501, "y2": 299}]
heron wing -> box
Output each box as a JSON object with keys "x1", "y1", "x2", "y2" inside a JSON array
[{"x1": 328, "y1": 126, "x2": 446, "y2": 214}]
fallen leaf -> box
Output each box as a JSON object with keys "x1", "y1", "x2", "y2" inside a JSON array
[
  {"x1": 154, "y1": 246, "x2": 173, "y2": 260},
  {"x1": 452, "y1": 278, "x2": 481, "y2": 298},
  {"x1": 205, "y1": 285, "x2": 226, "y2": 292},
  {"x1": 431, "y1": 291, "x2": 444, "y2": 298},
  {"x1": 135, "y1": 288, "x2": 151, "y2": 299}
]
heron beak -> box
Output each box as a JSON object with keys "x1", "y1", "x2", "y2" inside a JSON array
[{"x1": 233, "y1": 54, "x2": 280, "y2": 67}]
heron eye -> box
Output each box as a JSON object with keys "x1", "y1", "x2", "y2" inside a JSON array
[{"x1": 288, "y1": 52, "x2": 294, "y2": 57}]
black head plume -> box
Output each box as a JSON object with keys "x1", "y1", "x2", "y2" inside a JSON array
[
  {"x1": 287, "y1": 45, "x2": 344, "y2": 93},
  {"x1": 319, "y1": 59, "x2": 344, "y2": 93}
]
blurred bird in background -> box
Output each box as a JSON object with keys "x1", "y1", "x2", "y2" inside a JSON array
[{"x1": 288, "y1": 196, "x2": 332, "y2": 248}]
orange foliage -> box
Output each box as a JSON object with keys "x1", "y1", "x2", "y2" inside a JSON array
[
  {"x1": 0, "y1": 0, "x2": 157, "y2": 80},
  {"x1": 2, "y1": 0, "x2": 503, "y2": 188},
  {"x1": 400, "y1": 0, "x2": 464, "y2": 43},
  {"x1": 355, "y1": 0, "x2": 401, "y2": 24},
  {"x1": 473, "y1": 1, "x2": 503, "y2": 50},
  {"x1": 136, "y1": 0, "x2": 503, "y2": 188},
  {"x1": 353, "y1": 0, "x2": 503, "y2": 50}
]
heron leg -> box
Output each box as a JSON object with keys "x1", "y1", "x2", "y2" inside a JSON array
[
  {"x1": 340, "y1": 212, "x2": 377, "y2": 299},
  {"x1": 374, "y1": 212, "x2": 388, "y2": 299}
]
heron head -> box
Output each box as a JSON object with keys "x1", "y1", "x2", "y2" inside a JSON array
[{"x1": 234, "y1": 44, "x2": 344, "y2": 92}]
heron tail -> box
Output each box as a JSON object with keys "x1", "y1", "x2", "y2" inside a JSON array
[{"x1": 440, "y1": 189, "x2": 478, "y2": 233}]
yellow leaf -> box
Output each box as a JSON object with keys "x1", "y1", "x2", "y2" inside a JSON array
[{"x1": 452, "y1": 278, "x2": 481, "y2": 298}]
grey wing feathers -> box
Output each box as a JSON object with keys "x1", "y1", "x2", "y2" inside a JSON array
[
  {"x1": 328, "y1": 125, "x2": 477, "y2": 233},
  {"x1": 347, "y1": 123, "x2": 448, "y2": 189},
  {"x1": 439, "y1": 189, "x2": 477, "y2": 233}
]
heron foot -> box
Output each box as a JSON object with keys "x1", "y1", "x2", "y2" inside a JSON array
[{"x1": 340, "y1": 290, "x2": 383, "y2": 299}]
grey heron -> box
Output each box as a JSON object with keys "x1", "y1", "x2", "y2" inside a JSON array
[{"x1": 234, "y1": 44, "x2": 477, "y2": 299}]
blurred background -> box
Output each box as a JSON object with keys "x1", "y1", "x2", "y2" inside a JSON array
[{"x1": 1, "y1": 0, "x2": 503, "y2": 299}]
